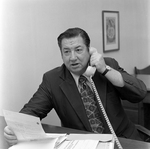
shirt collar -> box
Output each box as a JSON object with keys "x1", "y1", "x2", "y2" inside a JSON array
[{"x1": 70, "y1": 72, "x2": 90, "y2": 87}]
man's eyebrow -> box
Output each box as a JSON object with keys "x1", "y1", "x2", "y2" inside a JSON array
[
  {"x1": 63, "y1": 47, "x2": 70, "y2": 50},
  {"x1": 63, "y1": 46, "x2": 82, "y2": 50},
  {"x1": 75, "y1": 46, "x2": 82, "y2": 48}
]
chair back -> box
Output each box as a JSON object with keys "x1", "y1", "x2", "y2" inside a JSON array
[{"x1": 134, "y1": 65, "x2": 150, "y2": 76}]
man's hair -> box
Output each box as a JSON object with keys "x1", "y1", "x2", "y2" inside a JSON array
[{"x1": 57, "y1": 27, "x2": 90, "y2": 49}]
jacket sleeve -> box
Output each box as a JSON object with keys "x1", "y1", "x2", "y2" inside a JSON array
[
  {"x1": 105, "y1": 57, "x2": 147, "y2": 103},
  {"x1": 20, "y1": 73, "x2": 53, "y2": 119}
]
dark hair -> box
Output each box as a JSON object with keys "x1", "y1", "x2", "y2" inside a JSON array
[{"x1": 57, "y1": 27, "x2": 90, "y2": 49}]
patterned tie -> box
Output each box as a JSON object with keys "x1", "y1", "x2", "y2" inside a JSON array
[{"x1": 78, "y1": 75, "x2": 104, "y2": 133}]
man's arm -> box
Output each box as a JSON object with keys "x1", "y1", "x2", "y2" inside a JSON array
[
  {"x1": 104, "y1": 66, "x2": 124, "y2": 87},
  {"x1": 89, "y1": 47, "x2": 147, "y2": 103},
  {"x1": 20, "y1": 73, "x2": 53, "y2": 119},
  {"x1": 104, "y1": 57, "x2": 147, "y2": 103},
  {"x1": 89, "y1": 47, "x2": 124, "y2": 87}
]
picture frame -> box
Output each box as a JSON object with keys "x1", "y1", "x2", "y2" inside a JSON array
[{"x1": 102, "y1": 11, "x2": 120, "y2": 53}]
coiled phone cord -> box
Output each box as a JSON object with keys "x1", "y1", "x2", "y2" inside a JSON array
[{"x1": 89, "y1": 77, "x2": 123, "y2": 149}]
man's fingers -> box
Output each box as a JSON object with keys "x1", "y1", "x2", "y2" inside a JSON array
[
  {"x1": 4, "y1": 126, "x2": 18, "y2": 146},
  {"x1": 4, "y1": 131, "x2": 17, "y2": 140},
  {"x1": 4, "y1": 126, "x2": 14, "y2": 135},
  {"x1": 4, "y1": 132, "x2": 18, "y2": 146},
  {"x1": 89, "y1": 47, "x2": 97, "y2": 55}
]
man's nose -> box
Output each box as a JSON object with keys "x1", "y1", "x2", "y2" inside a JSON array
[{"x1": 70, "y1": 51, "x2": 77, "y2": 60}]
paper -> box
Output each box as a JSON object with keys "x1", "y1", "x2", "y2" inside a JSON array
[
  {"x1": 66, "y1": 134, "x2": 114, "y2": 149},
  {"x1": 56, "y1": 140, "x2": 99, "y2": 149},
  {"x1": 8, "y1": 134, "x2": 114, "y2": 149},
  {"x1": 3, "y1": 110, "x2": 49, "y2": 141},
  {"x1": 3, "y1": 110, "x2": 66, "y2": 142},
  {"x1": 9, "y1": 138, "x2": 58, "y2": 149},
  {"x1": 67, "y1": 134, "x2": 114, "y2": 141},
  {"x1": 97, "y1": 142, "x2": 114, "y2": 149},
  {"x1": 56, "y1": 134, "x2": 114, "y2": 149},
  {"x1": 3, "y1": 110, "x2": 114, "y2": 149}
]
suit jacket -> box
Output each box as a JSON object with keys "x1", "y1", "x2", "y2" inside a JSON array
[{"x1": 20, "y1": 57, "x2": 147, "y2": 139}]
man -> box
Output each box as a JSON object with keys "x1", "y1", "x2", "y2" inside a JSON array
[{"x1": 4, "y1": 27, "x2": 147, "y2": 145}]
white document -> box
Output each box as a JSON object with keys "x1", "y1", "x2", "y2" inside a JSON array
[
  {"x1": 9, "y1": 138, "x2": 58, "y2": 149},
  {"x1": 56, "y1": 140, "x2": 99, "y2": 149},
  {"x1": 3, "y1": 109, "x2": 49, "y2": 141},
  {"x1": 56, "y1": 134, "x2": 114, "y2": 149},
  {"x1": 3, "y1": 110, "x2": 114, "y2": 149},
  {"x1": 8, "y1": 134, "x2": 114, "y2": 149},
  {"x1": 66, "y1": 134, "x2": 114, "y2": 149},
  {"x1": 3, "y1": 110, "x2": 67, "y2": 142}
]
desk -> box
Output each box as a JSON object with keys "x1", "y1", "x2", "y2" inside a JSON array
[
  {"x1": 1, "y1": 116, "x2": 150, "y2": 149},
  {"x1": 137, "y1": 75, "x2": 150, "y2": 129}
]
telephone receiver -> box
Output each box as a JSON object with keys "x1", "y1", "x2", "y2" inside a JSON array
[
  {"x1": 84, "y1": 47, "x2": 97, "y2": 77},
  {"x1": 84, "y1": 66, "x2": 96, "y2": 77},
  {"x1": 85, "y1": 47, "x2": 123, "y2": 149}
]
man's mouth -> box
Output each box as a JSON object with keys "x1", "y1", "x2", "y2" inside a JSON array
[{"x1": 71, "y1": 63, "x2": 79, "y2": 67}]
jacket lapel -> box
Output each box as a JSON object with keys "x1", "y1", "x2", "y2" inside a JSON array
[{"x1": 59, "y1": 67, "x2": 92, "y2": 131}]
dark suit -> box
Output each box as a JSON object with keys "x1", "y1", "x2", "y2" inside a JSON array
[{"x1": 20, "y1": 57, "x2": 147, "y2": 140}]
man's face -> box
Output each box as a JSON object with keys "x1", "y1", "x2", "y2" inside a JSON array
[{"x1": 61, "y1": 36, "x2": 90, "y2": 75}]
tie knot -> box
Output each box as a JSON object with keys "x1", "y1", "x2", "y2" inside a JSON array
[{"x1": 79, "y1": 75, "x2": 87, "y2": 84}]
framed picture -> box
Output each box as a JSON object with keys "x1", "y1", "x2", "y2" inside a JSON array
[{"x1": 102, "y1": 11, "x2": 120, "y2": 53}]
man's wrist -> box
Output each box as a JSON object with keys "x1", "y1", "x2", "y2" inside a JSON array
[{"x1": 102, "y1": 65, "x2": 112, "y2": 76}]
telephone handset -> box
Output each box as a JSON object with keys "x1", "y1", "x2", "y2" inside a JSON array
[
  {"x1": 84, "y1": 66, "x2": 96, "y2": 77},
  {"x1": 84, "y1": 47, "x2": 97, "y2": 77},
  {"x1": 86, "y1": 47, "x2": 123, "y2": 149}
]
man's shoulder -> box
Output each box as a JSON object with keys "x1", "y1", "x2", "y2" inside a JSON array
[
  {"x1": 44, "y1": 64, "x2": 64, "y2": 76},
  {"x1": 104, "y1": 57, "x2": 116, "y2": 65}
]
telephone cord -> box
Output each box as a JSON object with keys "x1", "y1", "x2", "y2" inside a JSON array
[{"x1": 90, "y1": 77, "x2": 123, "y2": 149}]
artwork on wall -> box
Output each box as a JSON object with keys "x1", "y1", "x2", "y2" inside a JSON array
[{"x1": 102, "y1": 11, "x2": 120, "y2": 53}]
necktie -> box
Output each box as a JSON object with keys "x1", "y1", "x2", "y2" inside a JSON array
[{"x1": 79, "y1": 75, "x2": 104, "y2": 133}]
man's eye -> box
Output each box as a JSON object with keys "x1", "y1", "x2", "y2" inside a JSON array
[
  {"x1": 64, "y1": 50, "x2": 69, "y2": 53},
  {"x1": 76, "y1": 49, "x2": 82, "y2": 52},
  {"x1": 63, "y1": 50, "x2": 70, "y2": 55}
]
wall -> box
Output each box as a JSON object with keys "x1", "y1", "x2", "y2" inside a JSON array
[{"x1": 0, "y1": 0, "x2": 149, "y2": 126}]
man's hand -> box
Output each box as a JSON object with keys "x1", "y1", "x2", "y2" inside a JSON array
[
  {"x1": 89, "y1": 47, "x2": 106, "y2": 74},
  {"x1": 89, "y1": 47, "x2": 124, "y2": 87},
  {"x1": 4, "y1": 126, "x2": 18, "y2": 146}
]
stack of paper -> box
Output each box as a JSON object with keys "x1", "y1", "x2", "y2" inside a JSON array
[
  {"x1": 3, "y1": 110, "x2": 67, "y2": 149},
  {"x1": 8, "y1": 134, "x2": 114, "y2": 149},
  {"x1": 66, "y1": 134, "x2": 114, "y2": 149},
  {"x1": 56, "y1": 140, "x2": 99, "y2": 149},
  {"x1": 3, "y1": 110, "x2": 114, "y2": 149}
]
